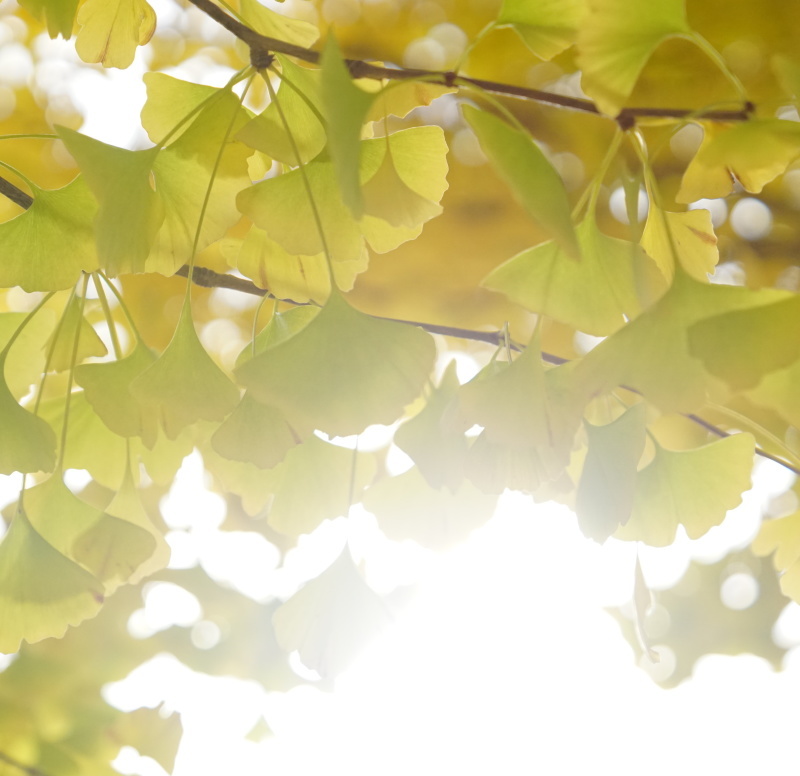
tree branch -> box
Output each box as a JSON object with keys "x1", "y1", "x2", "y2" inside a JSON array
[
  {"x1": 0, "y1": 176, "x2": 33, "y2": 209},
  {"x1": 185, "y1": 0, "x2": 752, "y2": 124}
]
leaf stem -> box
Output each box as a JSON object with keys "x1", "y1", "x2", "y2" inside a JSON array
[{"x1": 92, "y1": 274, "x2": 123, "y2": 359}]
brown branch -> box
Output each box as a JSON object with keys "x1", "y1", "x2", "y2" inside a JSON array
[
  {"x1": 185, "y1": 0, "x2": 752, "y2": 124},
  {"x1": 0, "y1": 176, "x2": 33, "y2": 209}
]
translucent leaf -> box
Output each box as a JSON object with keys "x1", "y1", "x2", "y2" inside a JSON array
[
  {"x1": 239, "y1": 0, "x2": 319, "y2": 48},
  {"x1": 111, "y1": 707, "x2": 182, "y2": 775},
  {"x1": 640, "y1": 206, "x2": 719, "y2": 282},
  {"x1": 235, "y1": 305, "x2": 319, "y2": 369},
  {"x1": 210, "y1": 393, "x2": 300, "y2": 469},
  {"x1": 0, "y1": 177, "x2": 98, "y2": 291},
  {"x1": 575, "y1": 403, "x2": 647, "y2": 542},
  {"x1": 363, "y1": 467, "x2": 496, "y2": 551},
  {"x1": 688, "y1": 295, "x2": 800, "y2": 390},
  {"x1": 677, "y1": 120, "x2": 800, "y2": 203},
  {"x1": 482, "y1": 215, "x2": 649, "y2": 336},
  {"x1": 746, "y1": 358, "x2": 800, "y2": 429},
  {"x1": 74, "y1": 339, "x2": 158, "y2": 444},
  {"x1": 497, "y1": 0, "x2": 585, "y2": 60},
  {"x1": 364, "y1": 81, "x2": 455, "y2": 123},
  {"x1": 236, "y1": 291, "x2": 435, "y2": 436},
  {"x1": 773, "y1": 54, "x2": 800, "y2": 102},
  {"x1": 463, "y1": 105, "x2": 579, "y2": 259},
  {"x1": 202, "y1": 445, "x2": 276, "y2": 516},
  {"x1": 261, "y1": 435, "x2": 376, "y2": 536},
  {"x1": 237, "y1": 55, "x2": 326, "y2": 165},
  {"x1": 576, "y1": 0, "x2": 691, "y2": 116},
  {"x1": 575, "y1": 269, "x2": 787, "y2": 413},
  {"x1": 615, "y1": 433, "x2": 754, "y2": 546},
  {"x1": 57, "y1": 127, "x2": 163, "y2": 275},
  {"x1": 321, "y1": 35, "x2": 374, "y2": 217},
  {"x1": 19, "y1": 0, "x2": 79, "y2": 38},
  {"x1": 131, "y1": 303, "x2": 240, "y2": 439},
  {"x1": 45, "y1": 293, "x2": 108, "y2": 372},
  {"x1": 75, "y1": 0, "x2": 156, "y2": 69},
  {"x1": 0, "y1": 509, "x2": 103, "y2": 653},
  {"x1": 272, "y1": 548, "x2": 391, "y2": 677},
  {"x1": 24, "y1": 475, "x2": 157, "y2": 593},
  {"x1": 0, "y1": 355, "x2": 57, "y2": 475},
  {"x1": 0, "y1": 309, "x2": 56, "y2": 399},
  {"x1": 753, "y1": 511, "x2": 800, "y2": 602}
]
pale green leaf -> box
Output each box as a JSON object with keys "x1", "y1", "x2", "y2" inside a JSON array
[
  {"x1": 497, "y1": 0, "x2": 585, "y2": 60},
  {"x1": 19, "y1": 0, "x2": 79, "y2": 37},
  {"x1": 44, "y1": 293, "x2": 108, "y2": 373}
]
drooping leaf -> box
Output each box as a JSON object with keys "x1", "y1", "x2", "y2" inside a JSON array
[
  {"x1": 640, "y1": 206, "x2": 719, "y2": 282},
  {"x1": 56, "y1": 127, "x2": 163, "y2": 275},
  {"x1": 131, "y1": 303, "x2": 240, "y2": 439},
  {"x1": 363, "y1": 466, "x2": 496, "y2": 551},
  {"x1": 463, "y1": 104, "x2": 579, "y2": 259},
  {"x1": 497, "y1": 0, "x2": 585, "y2": 60},
  {"x1": 364, "y1": 80, "x2": 455, "y2": 123},
  {"x1": 482, "y1": 215, "x2": 650, "y2": 336},
  {"x1": 75, "y1": 0, "x2": 156, "y2": 69},
  {"x1": 576, "y1": 0, "x2": 692, "y2": 116},
  {"x1": 0, "y1": 509, "x2": 104, "y2": 654},
  {"x1": 272, "y1": 547, "x2": 392, "y2": 677},
  {"x1": 236, "y1": 291, "x2": 435, "y2": 437},
  {"x1": 44, "y1": 293, "x2": 108, "y2": 372},
  {"x1": 239, "y1": 0, "x2": 319, "y2": 48},
  {"x1": 677, "y1": 119, "x2": 800, "y2": 203},
  {"x1": 0, "y1": 177, "x2": 98, "y2": 291},
  {"x1": 575, "y1": 403, "x2": 647, "y2": 542},
  {"x1": 19, "y1": 0, "x2": 79, "y2": 38},
  {"x1": 615, "y1": 433, "x2": 755, "y2": 546}
]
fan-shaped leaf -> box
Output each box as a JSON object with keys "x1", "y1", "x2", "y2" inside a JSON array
[
  {"x1": 497, "y1": 0, "x2": 585, "y2": 60},
  {"x1": 75, "y1": 0, "x2": 156, "y2": 69}
]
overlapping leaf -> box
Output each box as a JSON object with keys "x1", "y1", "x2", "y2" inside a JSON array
[
  {"x1": 239, "y1": 0, "x2": 319, "y2": 48},
  {"x1": 44, "y1": 293, "x2": 107, "y2": 372},
  {"x1": 19, "y1": 0, "x2": 79, "y2": 37},
  {"x1": 497, "y1": 0, "x2": 585, "y2": 60}
]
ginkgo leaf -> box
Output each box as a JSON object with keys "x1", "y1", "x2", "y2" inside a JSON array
[
  {"x1": 239, "y1": 0, "x2": 319, "y2": 48},
  {"x1": 575, "y1": 403, "x2": 647, "y2": 542},
  {"x1": 576, "y1": 0, "x2": 691, "y2": 116},
  {"x1": 321, "y1": 35, "x2": 374, "y2": 217},
  {"x1": 0, "y1": 177, "x2": 98, "y2": 291},
  {"x1": 44, "y1": 293, "x2": 108, "y2": 372},
  {"x1": 19, "y1": 0, "x2": 79, "y2": 38},
  {"x1": 753, "y1": 511, "x2": 800, "y2": 602},
  {"x1": 773, "y1": 54, "x2": 800, "y2": 102},
  {"x1": 236, "y1": 291, "x2": 435, "y2": 437},
  {"x1": 131, "y1": 303, "x2": 240, "y2": 439},
  {"x1": 482, "y1": 215, "x2": 650, "y2": 336},
  {"x1": 363, "y1": 466, "x2": 496, "y2": 551},
  {"x1": 23, "y1": 475, "x2": 157, "y2": 593},
  {"x1": 210, "y1": 393, "x2": 300, "y2": 469},
  {"x1": 272, "y1": 547, "x2": 391, "y2": 677},
  {"x1": 202, "y1": 445, "x2": 277, "y2": 516},
  {"x1": 0, "y1": 309, "x2": 55, "y2": 399},
  {"x1": 75, "y1": 339, "x2": 158, "y2": 444},
  {"x1": 677, "y1": 120, "x2": 800, "y2": 203},
  {"x1": 0, "y1": 355, "x2": 57, "y2": 475},
  {"x1": 615, "y1": 433, "x2": 754, "y2": 546},
  {"x1": 57, "y1": 126, "x2": 163, "y2": 275},
  {"x1": 463, "y1": 104, "x2": 579, "y2": 259},
  {"x1": 0, "y1": 509, "x2": 104, "y2": 654},
  {"x1": 497, "y1": 0, "x2": 585, "y2": 60},
  {"x1": 237, "y1": 55, "x2": 326, "y2": 165},
  {"x1": 394, "y1": 361, "x2": 469, "y2": 491},
  {"x1": 235, "y1": 305, "x2": 320, "y2": 369},
  {"x1": 364, "y1": 80, "x2": 454, "y2": 122},
  {"x1": 745, "y1": 358, "x2": 800, "y2": 429},
  {"x1": 688, "y1": 295, "x2": 800, "y2": 390},
  {"x1": 640, "y1": 206, "x2": 719, "y2": 282},
  {"x1": 575, "y1": 269, "x2": 787, "y2": 413},
  {"x1": 261, "y1": 435, "x2": 376, "y2": 536},
  {"x1": 75, "y1": 0, "x2": 156, "y2": 69}
]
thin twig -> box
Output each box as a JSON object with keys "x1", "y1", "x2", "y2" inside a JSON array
[{"x1": 185, "y1": 0, "x2": 751, "y2": 124}]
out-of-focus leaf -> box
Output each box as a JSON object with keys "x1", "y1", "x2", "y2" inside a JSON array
[
  {"x1": 75, "y1": 0, "x2": 156, "y2": 69},
  {"x1": 19, "y1": 0, "x2": 79, "y2": 38},
  {"x1": 239, "y1": 0, "x2": 319, "y2": 48},
  {"x1": 110, "y1": 707, "x2": 182, "y2": 774},
  {"x1": 497, "y1": 0, "x2": 585, "y2": 60}
]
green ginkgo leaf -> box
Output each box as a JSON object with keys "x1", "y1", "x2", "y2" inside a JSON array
[
  {"x1": 0, "y1": 509, "x2": 104, "y2": 654},
  {"x1": 497, "y1": 0, "x2": 585, "y2": 60},
  {"x1": 239, "y1": 0, "x2": 319, "y2": 48},
  {"x1": 235, "y1": 305, "x2": 320, "y2": 368},
  {"x1": 272, "y1": 547, "x2": 391, "y2": 677},
  {"x1": 24, "y1": 475, "x2": 157, "y2": 593},
  {"x1": 640, "y1": 206, "x2": 719, "y2": 282},
  {"x1": 236, "y1": 291, "x2": 435, "y2": 437},
  {"x1": 261, "y1": 435, "x2": 376, "y2": 536},
  {"x1": 482, "y1": 215, "x2": 650, "y2": 336},
  {"x1": 363, "y1": 466, "x2": 496, "y2": 551},
  {"x1": 576, "y1": 0, "x2": 691, "y2": 116},
  {"x1": 131, "y1": 303, "x2": 240, "y2": 439},
  {"x1": 0, "y1": 176, "x2": 98, "y2": 291},
  {"x1": 57, "y1": 126, "x2": 163, "y2": 275},
  {"x1": 753, "y1": 510, "x2": 800, "y2": 602},
  {"x1": 463, "y1": 105, "x2": 579, "y2": 259},
  {"x1": 19, "y1": 0, "x2": 79, "y2": 37},
  {"x1": 45, "y1": 293, "x2": 108, "y2": 373},
  {"x1": 688, "y1": 295, "x2": 800, "y2": 390},
  {"x1": 615, "y1": 433, "x2": 754, "y2": 546},
  {"x1": 321, "y1": 35, "x2": 374, "y2": 217},
  {"x1": 0, "y1": 355, "x2": 57, "y2": 475},
  {"x1": 75, "y1": 0, "x2": 156, "y2": 69},
  {"x1": 75, "y1": 339, "x2": 158, "y2": 444},
  {"x1": 0, "y1": 309, "x2": 57, "y2": 399},
  {"x1": 211, "y1": 393, "x2": 300, "y2": 469},
  {"x1": 575, "y1": 403, "x2": 647, "y2": 542},
  {"x1": 746, "y1": 358, "x2": 800, "y2": 429},
  {"x1": 364, "y1": 80, "x2": 454, "y2": 123}
]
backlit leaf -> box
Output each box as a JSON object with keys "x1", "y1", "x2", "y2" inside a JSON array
[
  {"x1": 463, "y1": 104, "x2": 579, "y2": 259},
  {"x1": 44, "y1": 293, "x2": 108, "y2": 372},
  {"x1": 75, "y1": 0, "x2": 156, "y2": 69},
  {"x1": 19, "y1": 0, "x2": 79, "y2": 38},
  {"x1": 239, "y1": 0, "x2": 319, "y2": 48},
  {"x1": 497, "y1": 0, "x2": 585, "y2": 60}
]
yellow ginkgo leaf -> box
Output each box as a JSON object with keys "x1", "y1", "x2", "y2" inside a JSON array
[
  {"x1": 75, "y1": 0, "x2": 156, "y2": 69},
  {"x1": 497, "y1": 0, "x2": 585, "y2": 60},
  {"x1": 239, "y1": 0, "x2": 319, "y2": 48}
]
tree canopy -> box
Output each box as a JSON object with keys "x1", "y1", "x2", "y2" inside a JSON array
[{"x1": 1, "y1": 0, "x2": 800, "y2": 772}]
